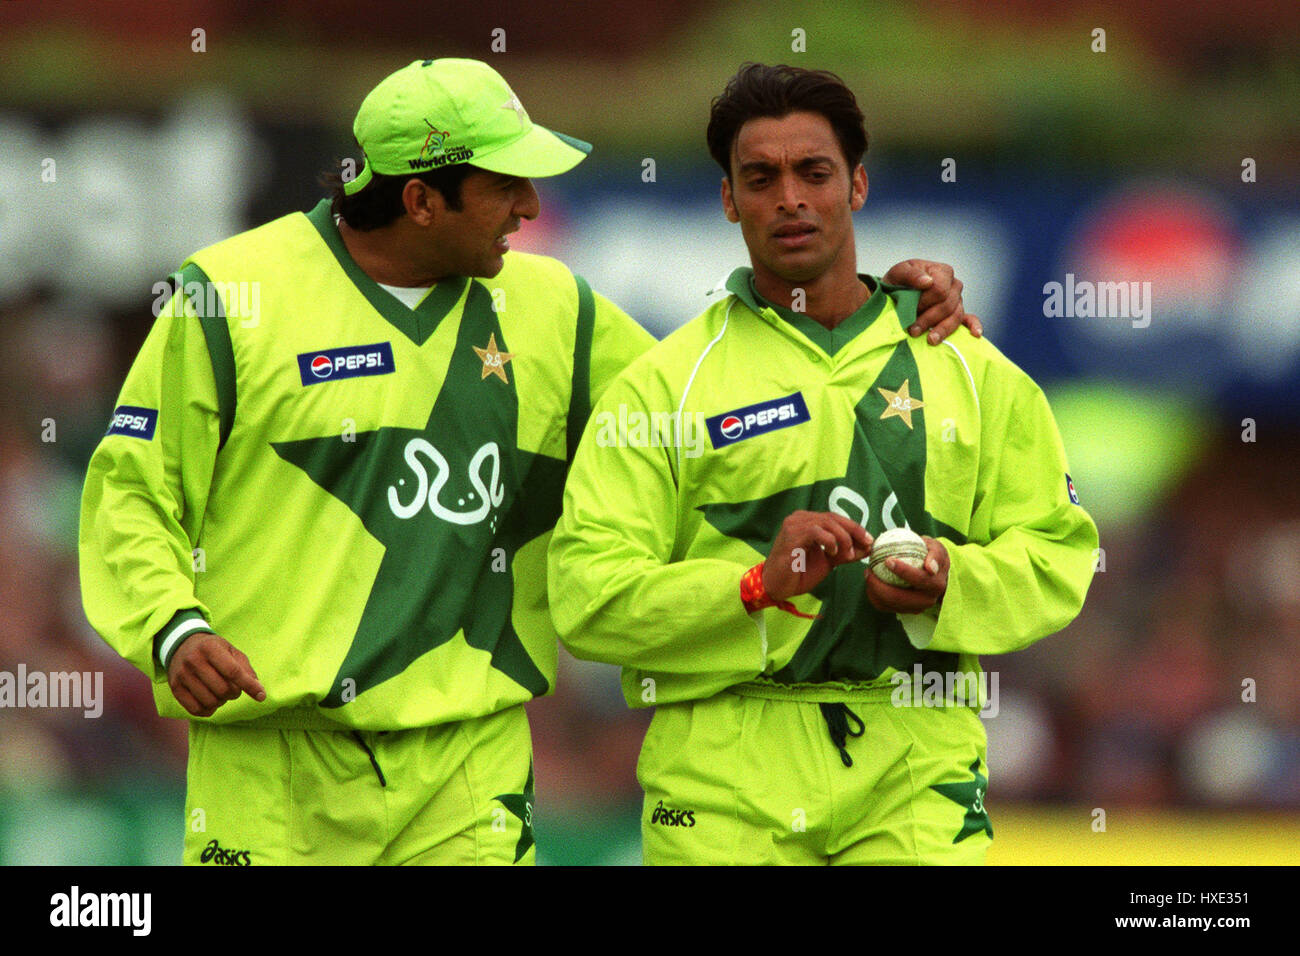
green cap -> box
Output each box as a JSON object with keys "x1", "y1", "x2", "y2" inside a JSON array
[{"x1": 343, "y1": 58, "x2": 591, "y2": 195}]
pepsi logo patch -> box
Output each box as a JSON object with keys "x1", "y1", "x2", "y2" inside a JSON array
[
  {"x1": 1066, "y1": 473, "x2": 1080, "y2": 505},
  {"x1": 706, "y1": 392, "x2": 811, "y2": 449},
  {"x1": 297, "y1": 342, "x2": 395, "y2": 386},
  {"x1": 106, "y1": 405, "x2": 158, "y2": 440}
]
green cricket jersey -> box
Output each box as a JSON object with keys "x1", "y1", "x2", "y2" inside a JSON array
[
  {"x1": 79, "y1": 199, "x2": 654, "y2": 729},
  {"x1": 549, "y1": 268, "x2": 1098, "y2": 708}
]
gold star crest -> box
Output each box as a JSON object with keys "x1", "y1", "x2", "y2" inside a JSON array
[
  {"x1": 878, "y1": 379, "x2": 925, "y2": 429},
  {"x1": 502, "y1": 94, "x2": 529, "y2": 125},
  {"x1": 473, "y1": 333, "x2": 515, "y2": 383}
]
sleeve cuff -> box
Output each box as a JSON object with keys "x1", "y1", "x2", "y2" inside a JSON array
[
  {"x1": 154, "y1": 610, "x2": 212, "y2": 669},
  {"x1": 900, "y1": 609, "x2": 939, "y2": 649}
]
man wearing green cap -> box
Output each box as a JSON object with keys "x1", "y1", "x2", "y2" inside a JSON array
[{"x1": 79, "y1": 57, "x2": 978, "y2": 865}]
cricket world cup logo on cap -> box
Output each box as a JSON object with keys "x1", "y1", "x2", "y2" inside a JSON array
[
  {"x1": 409, "y1": 118, "x2": 472, "y2": 169},
  {"x1": 421, "y1": 120, "x2": 450, "y2": 158}
]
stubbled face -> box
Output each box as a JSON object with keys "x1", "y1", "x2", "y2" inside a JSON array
[
  {"x1": 721, "y1": 111, "x2": 867, "y2": 288},
  {"x1": 428, "y1": 169, "x2": 540, "y2": 278}
]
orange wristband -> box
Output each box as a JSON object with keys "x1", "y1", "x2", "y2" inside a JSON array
[{"x1": 740, "y1": 563, "x2": 819, "y2": 619}]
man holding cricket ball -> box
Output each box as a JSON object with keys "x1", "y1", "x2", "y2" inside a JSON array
[{"x1": 549, "y1": 63, "x2": 1098, "y2": 865}]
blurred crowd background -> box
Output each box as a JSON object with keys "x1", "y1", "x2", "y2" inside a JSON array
[{"x1": 2, "y1": 0, "x2": 1298, "y2": 864}]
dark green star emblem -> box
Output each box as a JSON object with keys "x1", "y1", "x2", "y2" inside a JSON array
[
  {"x1": 930, "y1": 757, "x2": 994, "y2": 843},
  {"x1": 699, "y1": 341, "x2": 964, "y2": 683},
  {"x1": 494, "y1": 763, "x2": 536, "y2": 863},
  {"x1": 272, "y1": 283, "x2": 564, "y2": 706}
]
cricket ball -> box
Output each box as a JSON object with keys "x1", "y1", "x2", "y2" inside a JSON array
[{"x1": 868, "y1": 528, "x2": 928, "y2": 588}]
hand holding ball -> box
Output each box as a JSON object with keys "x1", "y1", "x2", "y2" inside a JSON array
[{"x1": 867, "y1": 528, "x2": 928, "y2": 588}]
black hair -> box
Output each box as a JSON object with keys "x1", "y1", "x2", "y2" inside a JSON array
[
  {"x1": 706, "y1": 63, "x2": 868, "y2": 180},
  {"x1": 318, "y1": 162, "x2": 477, "y2": 231}
]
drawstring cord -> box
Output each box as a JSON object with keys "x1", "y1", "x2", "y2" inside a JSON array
[
  {"x1": 818, "y1": 702, "x2": 865, "y2": 768},
  {"x1": 351, "y1": 731, "x2": 388, "y2": 787}
]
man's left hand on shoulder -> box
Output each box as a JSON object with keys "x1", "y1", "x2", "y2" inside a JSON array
[
  {"x1": 865, "y1": 535, "x2": 949, "y2": 614},
  {"x1": 883, "y1": 259, "x2": 984, "y2": 345}
]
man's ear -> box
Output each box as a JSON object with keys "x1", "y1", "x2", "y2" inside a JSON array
[
  {"x1": 402, "y1": 178, "x2": 443, "y2": 227},
  {"x1": 850, "y1": 164, "x2": 868, "y2": 211},
  {"x1": 721, "y1": 176, "x2": 739, "y2": 223}
]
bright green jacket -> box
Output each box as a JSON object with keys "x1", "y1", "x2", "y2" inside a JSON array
[
  {"x1": 80, "y1": 199, "x2": 653, "y2": 728},
  {"x1": 549, "y1": 268, "x2": 1098, "y2": 707}
]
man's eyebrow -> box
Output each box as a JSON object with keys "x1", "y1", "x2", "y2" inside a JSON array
[
  {"x1": 737, "y1": 155, "x2": 837, "y2": 175},
  {"x1": 794, "y1": 155, "x2": 836, "y2": 169}
]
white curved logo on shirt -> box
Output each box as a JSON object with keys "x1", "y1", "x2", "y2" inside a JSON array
[{"x1": 387, "y1": 439, "x2": 505, "y2": 525}]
